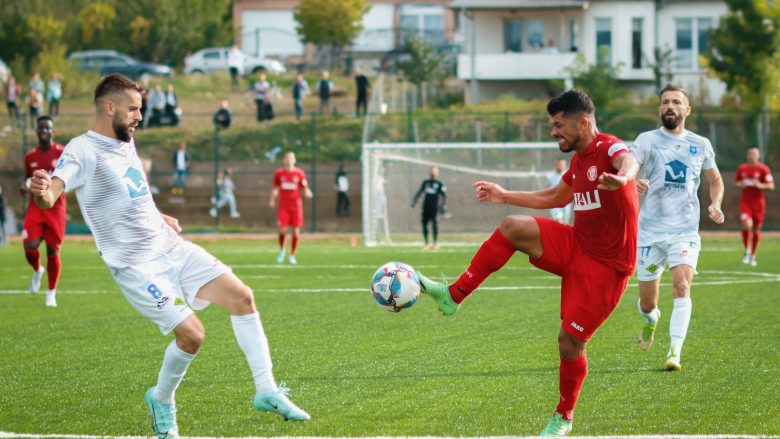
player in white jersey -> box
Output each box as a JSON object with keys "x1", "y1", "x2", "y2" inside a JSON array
[
  {"x1": 630, "y1": 84, "x2": 724, "y2": 371},
  {"x1": 29, "y1": 74, "x2": 309, "y2": 439}
]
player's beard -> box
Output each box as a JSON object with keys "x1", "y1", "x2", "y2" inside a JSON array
[
  {"x1": 556, "y1": 133, "x2": 578, "y2": 153},
  {"x1": 661, "y1": 111, "x2": 683, "y2": 130},
  {"x1": 112, "y1": 113, "x2": 133, "y2": 143}
]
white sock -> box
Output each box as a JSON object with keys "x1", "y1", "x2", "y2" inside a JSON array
[
  {"x1": 153, "y1": 340, "x2": 196, "y2": 404},
  {"x1": 46, "y1": 289, "x2": 56, "y2": 296},
  {"x1": 637, "y1": 299, "x2": 659, "y2": 325},
  {"x1": 231, "y1": 312, "x2": 277, "y2": 394},
  {"x1": 669, "y1": 297, "x2": 692, "y2": 357}
]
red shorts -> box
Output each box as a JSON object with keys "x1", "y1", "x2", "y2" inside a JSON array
[
  {"x1": 22, "y1": 206, "x2": 66, "y2": 251},
  {"x1": 530, "y1": 216, "x2": 629, "y2": 341},
  {"x1": 740, "y1": 201, "x2": 765, "y2": 227},
  {"x1": 277, "y1": 204, "x2": 303, "y2": 228}
]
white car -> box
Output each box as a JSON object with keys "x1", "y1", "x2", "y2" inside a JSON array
[{"x1": 184, "y1": 47, "x2": 286, "y2": 76}]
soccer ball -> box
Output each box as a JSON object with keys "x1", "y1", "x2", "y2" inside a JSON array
[{"x1": 370, "y1": 262, "x2": 421, "y2": 312}]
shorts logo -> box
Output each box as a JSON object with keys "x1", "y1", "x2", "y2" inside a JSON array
[
  {"x1": 570, "y1": 321, "x2": 584, "y2": 332},
  {"x1": 646, "y1": 264, "x2": 659, "y2": 274},
  {"x1": 156, "y1": 297, "x2": 170, "y2": 310},
  {"x1": 587, "y1": 166, "x2": 598, "y2": 181},
  {"x1": 147, "y1": 283, "x2": 163, "y2": 299}
]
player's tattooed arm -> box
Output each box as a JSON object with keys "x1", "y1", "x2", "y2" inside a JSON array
[{"x1": 30, "y1": 170, "x2": 64, "y2": 210}]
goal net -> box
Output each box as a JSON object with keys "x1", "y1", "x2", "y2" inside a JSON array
[{"x1": 362, "y1": 141, "x2": 566, "y2": 246}]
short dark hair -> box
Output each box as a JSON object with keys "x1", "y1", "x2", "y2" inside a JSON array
[
  {"x1": 36, "y1": 115, "x2": 54, "y2": 125},
  {"x1": 659, "y1": 84, "x2": 690, "y2": 101},
  {"x1": 94, "y1": 73, "x2": 143, "y2": 104},
  {"x1": 547, "y1": 89, "x2": 595, "y2": 118}
]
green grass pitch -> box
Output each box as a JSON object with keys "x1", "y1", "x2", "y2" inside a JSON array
[{"x1": 1, "y1": 235, "x2": 779, "y2": 437}]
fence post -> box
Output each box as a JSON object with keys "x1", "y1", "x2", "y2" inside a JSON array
[
  {"x1": 407, "y1": 109, "x2": 414, "y2": 142},
  {"x1": 310, "y1": 113, "x2": 318, "y2": 232},
  {"x1": 213, "y1": 123, "x2": 221, "y2": 229},
  {"x1": 503, "y1": 111, "x2": 510, "y2": 142},
  {"x1": 20, "y1": 112, "x2": 28, "y2": 221}
]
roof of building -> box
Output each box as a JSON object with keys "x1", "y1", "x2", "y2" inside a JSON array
[{"x1": 450, "y1": 0, "x2": 589, "y2": 9}]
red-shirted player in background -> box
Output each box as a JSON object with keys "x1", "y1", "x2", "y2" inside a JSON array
[
  {"x1": 21, "y1": 115, "x2": 66, "y2": 307},
  {"x1": 269, "y1": 151, "x2": 312, "y2": 265},
  {"x1": 735, "y1": 147, "x2": 774, "y2": 266},
  {"x1": 417, "y1": 90, "x2": 639, "y2": 436}
]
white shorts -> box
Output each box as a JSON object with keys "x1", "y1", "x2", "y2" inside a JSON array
[
  {"x1": 110, "y1": 240, "x2": 230, "y2": 335},
  {"x1": 636, "y1": 232, "x2": 701, "y2": 281}
]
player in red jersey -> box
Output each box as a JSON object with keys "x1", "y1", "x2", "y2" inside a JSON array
[
  {"x1": 417, "y1": 90, "x2": 639, "y2": 436},
  {"x1": 269, "y1": 151, "x2": 312, "y2": 265},
  {"x1": 21, "y1": 115, "x2": 66, "y2": 307},
  {"x1": 735, "y1": 147, "x2": 774, "y2": 266}
]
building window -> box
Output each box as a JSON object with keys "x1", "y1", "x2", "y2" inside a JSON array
[
  {"x1": 400, "y1": 5, "x2": 445, "y2": 45},
  {"x1": 595, "y1": 18, "x2": 612, "y2": 65},
  {"x1": 527, "y1": 20, "x2": 543, "y2": 50},
  {"x1": 675, "y1": 18, "x2": 693, "y2": 68},
  {"x1": 569, "y1": 19, "x2": 578, "y2": 52},
  {"x1": 504, "y1": 19, "x2": 522, "y2": 53},
  {"x1": 697, "y1": 18, "x2": 713, "y2": 56},
  {"x1": 632, "y1": 18, "x2": 643, "y2": 69}
]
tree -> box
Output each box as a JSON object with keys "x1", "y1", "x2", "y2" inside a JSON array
[
  {"x1": 294, "y1": 0, "x2": 369, "y2": 68},
  {"x1": 564, "y1": 49, "x2": 630, "y2": 118},
  {"x1": 701, "y1": 0, "x2": 780, "y2": 113}
]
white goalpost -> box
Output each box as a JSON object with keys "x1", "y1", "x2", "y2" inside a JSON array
[{"x1": 361, "y1": 141, "x2": 564, "y2": 246}]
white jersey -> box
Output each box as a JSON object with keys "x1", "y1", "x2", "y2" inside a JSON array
[
  {"x1": 53, "y1": 131, "x2": 181, "y2": 268},
  {"x1": 631, "y1": 128, "x2": 715, "y2": 238}
]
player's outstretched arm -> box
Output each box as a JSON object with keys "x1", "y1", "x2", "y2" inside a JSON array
[
  {"x1": 473, "y1": 180, "x2": 572, "y2": 209},
  {"x1": 597, "y1": 152, "x2": 639, "y2": 191},
  {"x1": 303, "y1": 186, "x2": 313, "y2": 199},
  {"x1": 704, "y1": 166, "x2": 725, "y2": 224},
  {"x1": 30, "y1": 170, "x2": 64, "y2": 210}
]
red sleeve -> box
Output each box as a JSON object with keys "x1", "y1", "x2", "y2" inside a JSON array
[
  {"x1": 761, "y1": 165, "x2": 773, "y2": 183},
  {"x1": 734, "y1": 165, "x2": 743, "y2": 183},
  {"x1": 298, "y1": 169, "x2": 309, "y2": 188},
  {"x1": 605, "y1": 140, "x2": 630, "y2": 170},
  {"x1": 273, "y1": 169, "x2": 281, "y2": 188}
]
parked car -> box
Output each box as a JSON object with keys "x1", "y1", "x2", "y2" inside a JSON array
[
  {"x1": 377, "y1": 44, "x2": 462, "y2": 76},
  {"x1": 183, "y1": 47, "x2": 286, "y2": 76},
  {"x1": 67, "y1": 50, "x2": 172, "y2": 79},
  {"x1": 376, "y1": 49, "x2": 413, "y2": 74}
]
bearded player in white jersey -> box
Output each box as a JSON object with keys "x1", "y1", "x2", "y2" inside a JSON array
[
  {"x1": 29, "y1": 74, "x2": 309, "y2": 438},
  {"x1": 630, "y1": 84, "x2": 724, "y2": 371}
]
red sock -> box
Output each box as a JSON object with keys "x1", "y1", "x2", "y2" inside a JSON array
[
  {"x1": 556, "y1": 354, "x2": 588, "y2": 421},
  {"x1": 741, "y1": 229, "x2": 750, "y2": 250},
  {"x1": 24, "y1": 248, "x2": 41, "y2": 271},
  {"x1": 47, "y1": 254, "x2": 61, "y2": 290},
  {"x1": 278, "y1": 232, "x2": 286, "y2": 250},
  {"x1": 291, "y1": 235, "x2": 300, "y2": 255},
  {"x1": 449, "y1": 228, "x2": 516, "y2": 303},
  {"x1": 751, "y1": 231, "x2": 761, "y2": 256}
]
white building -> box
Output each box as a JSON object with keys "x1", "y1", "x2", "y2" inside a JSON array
[{"x1": 451, "y1": 0, "x2": 728, "y2": 103}]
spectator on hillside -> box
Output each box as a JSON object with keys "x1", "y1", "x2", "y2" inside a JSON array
[
  {"x1": 316, "y1": 70, "x2": 334, "y2": 114},
  {"x1": 164, "y1": 84, "x2": 179, "y2": 126},
  {"x1": 354, "y1": 67, "x2": 370, "y2": 117},
  {"x1": 210, "y1": 168, "x2": 241, "y2": 219},
  {"x1": 149, "y1": 84, "x2": 166, "y2": 126},
  {"x1": 253, "y1": 72, "x2": 273, "y2": 122},
  {"x1": 28, "y1": 73, "x2": 44, "y2": 96},
  {"x1": 26, "y1": 89, "x2": 43, "y2": 126},
  {"x1": 292, "y1": 73, "x2": 309, "y2": 121},
  {"x1": 213, "y1": 100, "x2": 232, "y2": 129},
  {"x1": 335, "y1": 163, "x2": 350, "y2": 217},
  {"x1": 227, "y1": 44, "x2": 245, "y2": 91},
  {"x1": 4, "y1": 76, "x2": 20, "y2": 123},
  {"x1": 171, "y1": 142, "x2": 191, "y2": 195},
  {"x1": 46, "y1": 72, "x2": 62, "y2": 117}
]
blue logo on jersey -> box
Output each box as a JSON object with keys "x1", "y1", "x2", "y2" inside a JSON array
[
  {"x1": 122, "y1": 167, "x2": 148, "y2": 198},
  {"x1": 689, "y1": 145, "x2": 698, "y2": 156},
  {"x1": 56, "y1": 158, "x2": 64, "y2": 169},
  {"x1": 664, "y1": 160, "x2": 688, "y2": 190}
]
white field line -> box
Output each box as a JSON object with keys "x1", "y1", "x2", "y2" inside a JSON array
[
  {"x1": 1, "y1": 275, "x2": 778, "y2": 296},
  {"x1": 1, "y1": 433, "x2": 777, "y2": 439}
]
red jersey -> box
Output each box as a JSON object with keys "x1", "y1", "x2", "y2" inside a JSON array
[
  {"x1": 273, "y1": 167, "x2": 308, "y2": 206},
  {"x1": 25, "y1": 143, "x2": 66, "y2": 212},
  {"x1": 735, "y1": 162, "x2": 773, "y2": 207},
  {"x1": 562, "y1": 133, "x2": 639, "y2": 275}
]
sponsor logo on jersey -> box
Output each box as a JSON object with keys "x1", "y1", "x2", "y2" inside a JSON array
[
  {"x1": 56, "y1": 158, "x2": 64, "y2": 169},
  {"x1": 123, "y1": 167, "x2": 149, "y2": 199},
  {"x1": 664, "y1": 160, "x2": 688, "y2": 189},
  {"x1": 573, "y1": 190, "x2": 601, "y2": 211},
  {"x1": 587, "y1": 166, "x2": 598, "y2": 181},
  {"x1": 570, "y1": 321, "x2": 584, "y2": 332}
]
